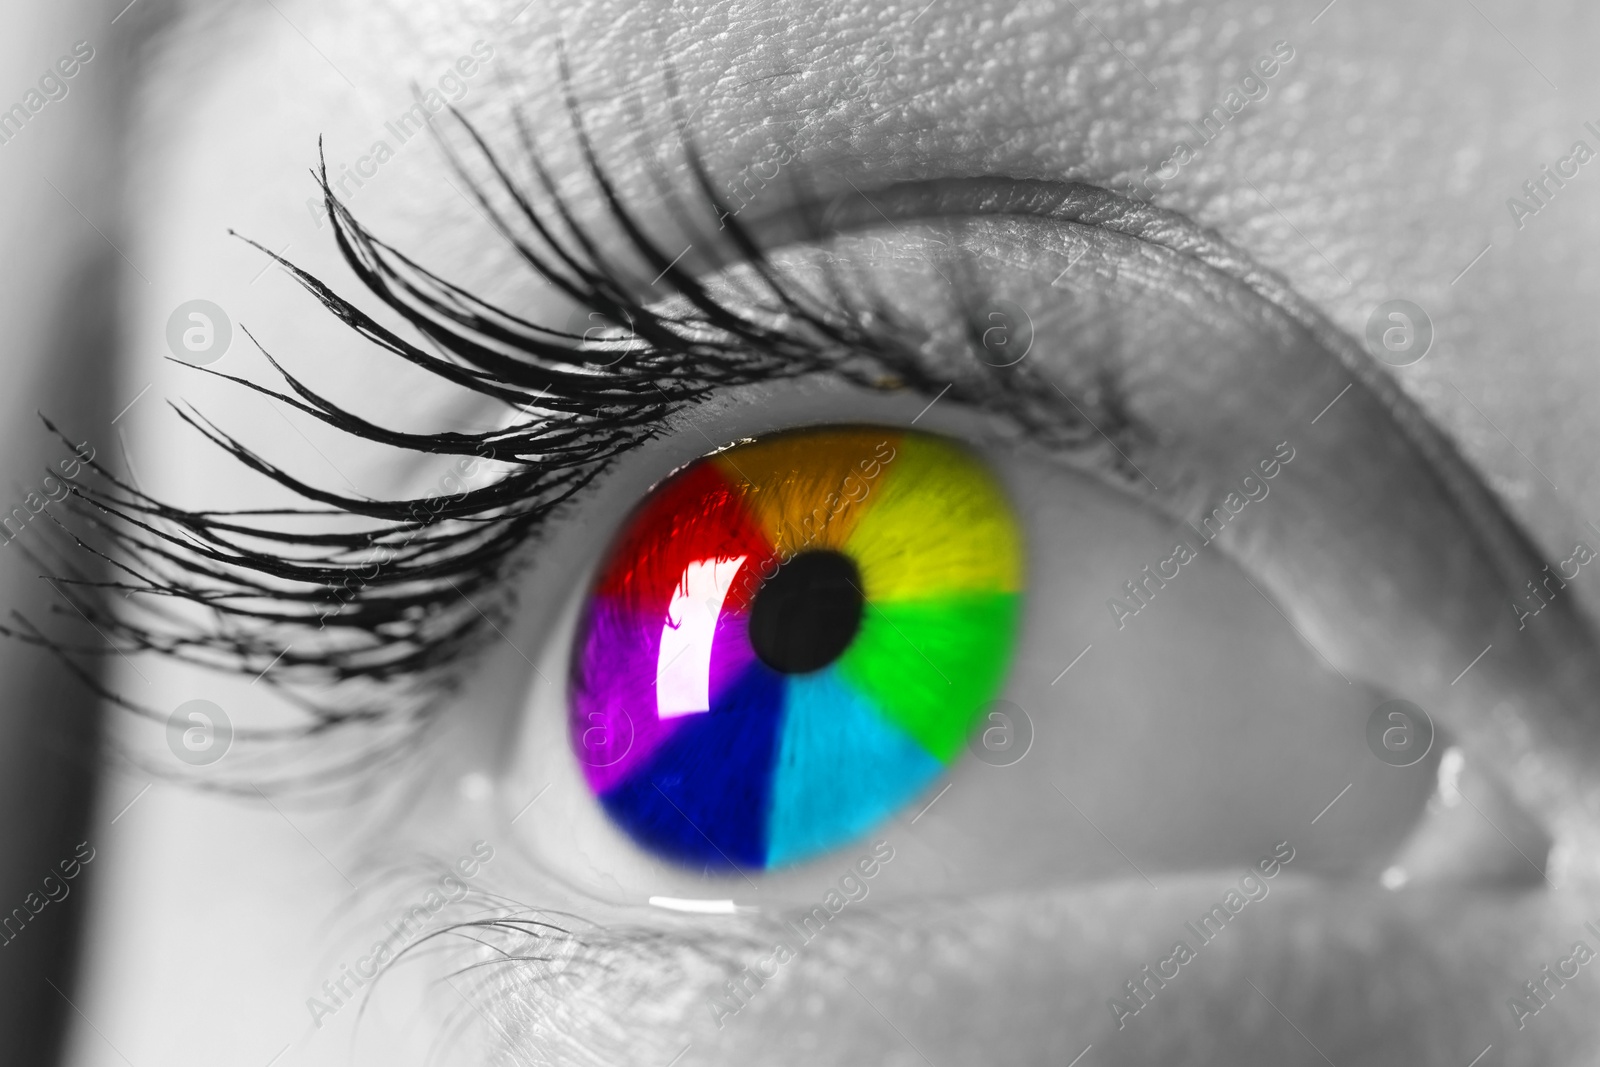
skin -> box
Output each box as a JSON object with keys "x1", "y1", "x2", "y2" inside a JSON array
[{"x1": 9, "y1": 0, "x2": 1597, "y2": 1064}]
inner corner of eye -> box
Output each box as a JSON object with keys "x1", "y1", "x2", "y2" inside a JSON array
[{"x1": 565, "y1": 424, "x2": 1024, "y2": 873}]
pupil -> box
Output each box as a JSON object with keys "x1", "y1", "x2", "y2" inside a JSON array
[{"x1": 748, "y1": 550, "x2": 865, "y2": 674}]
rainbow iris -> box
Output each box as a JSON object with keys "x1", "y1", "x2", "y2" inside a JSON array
[{"x1": 570, "y1": 426, "x2": 1023, "y2": 871}]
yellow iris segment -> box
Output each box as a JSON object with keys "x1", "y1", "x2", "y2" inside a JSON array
[{"x1": 843, "y1": 433, "x2": 1023, "y2": 603}]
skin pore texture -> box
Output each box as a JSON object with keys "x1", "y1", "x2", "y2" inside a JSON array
[{"x1": 61, "y1": 0, "x2": 1600, "y2": 1065}]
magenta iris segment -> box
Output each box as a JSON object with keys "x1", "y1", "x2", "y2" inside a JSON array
[{"x1": 568, "y1": 427, "x2": 1024, "y2": 871}]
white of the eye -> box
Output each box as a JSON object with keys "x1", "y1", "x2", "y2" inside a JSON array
[{"x1": 656, "y1": 555, "x2": 748, "y2": 718}]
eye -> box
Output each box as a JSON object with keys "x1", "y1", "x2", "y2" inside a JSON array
[
  {"x1": 486, "y1": 162, "x2": 1560, "y2": 908},
  {"x1": 571, "y1": 425, "x2": 1022, "y2": 870}
]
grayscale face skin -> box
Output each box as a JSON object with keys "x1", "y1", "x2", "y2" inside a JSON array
[{"x1": 6, "y1": 0, "x2": 1598, "y2": 1065}]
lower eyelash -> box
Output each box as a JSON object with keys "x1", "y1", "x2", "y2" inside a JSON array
[{"x1": 427, "y1": 903, "x2": 858, "y2": 1062}]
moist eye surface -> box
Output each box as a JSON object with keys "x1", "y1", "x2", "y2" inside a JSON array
[{"x1": 568, "y1": 425, "x2": 1024, "y2": 871}]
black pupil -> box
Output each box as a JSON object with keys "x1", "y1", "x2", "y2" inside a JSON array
[{"x1": 748, "y1": 551, "x2": 865, "y2": 674}]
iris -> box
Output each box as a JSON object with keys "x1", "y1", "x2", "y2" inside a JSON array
[{"x1": 569, "y1": 426, "x2": 1025, "y2": 870}]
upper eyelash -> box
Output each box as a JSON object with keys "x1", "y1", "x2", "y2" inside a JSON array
[
  {"x1": 10, "y1": 66, "x2": 1148, "y2": 788},
  {"x1": 2, "y1": 82, "x2": 979, "y2": 787}
]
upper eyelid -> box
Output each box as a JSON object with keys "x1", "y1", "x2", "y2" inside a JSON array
[
  {"x1": 750, "y1": 171, "x2": 1549, "y2": 608},
  {"x1": 738, "y1": 172, "x2": 1600, "y2": 850},
  {"x1": 745, "y1": 174, "x2": 1459, "y2": 517}
]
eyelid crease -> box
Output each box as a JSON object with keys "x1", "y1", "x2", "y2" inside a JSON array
[{"x1": 754, "y1": 174, "x2": 1554, "y2": 625}]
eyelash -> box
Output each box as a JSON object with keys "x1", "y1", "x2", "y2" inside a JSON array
[
  {"x1": 9, "y1": 84, "x2": 1012, "y2": 782},
  {"x1": 14, "y1": 50, "x2": 1165, "y2": 792}
]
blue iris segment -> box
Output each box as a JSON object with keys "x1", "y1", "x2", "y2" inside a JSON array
[
  {"x1": 764, "y1": 666, "x2": 942, "y2": 868},
  {"x1": 598, "y1": 661, "x2": 785, "y2": 870}
]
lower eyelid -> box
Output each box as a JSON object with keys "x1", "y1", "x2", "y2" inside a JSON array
[{"x1": 432, "y1": 910, "x2": 757, "y2": 1058}]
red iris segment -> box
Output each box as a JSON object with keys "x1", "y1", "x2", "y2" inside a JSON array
[{"x1": 591, "y1": 462, "x2": 777, "y2": 617}]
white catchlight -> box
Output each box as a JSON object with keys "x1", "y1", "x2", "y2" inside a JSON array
[{"x1": 656, "y1": 555, "x2": 747, "y2": 719}]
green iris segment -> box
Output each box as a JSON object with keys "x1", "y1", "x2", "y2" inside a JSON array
[{"x1": 837, "y1": 593, "x2": 1022, "y2": 763}]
